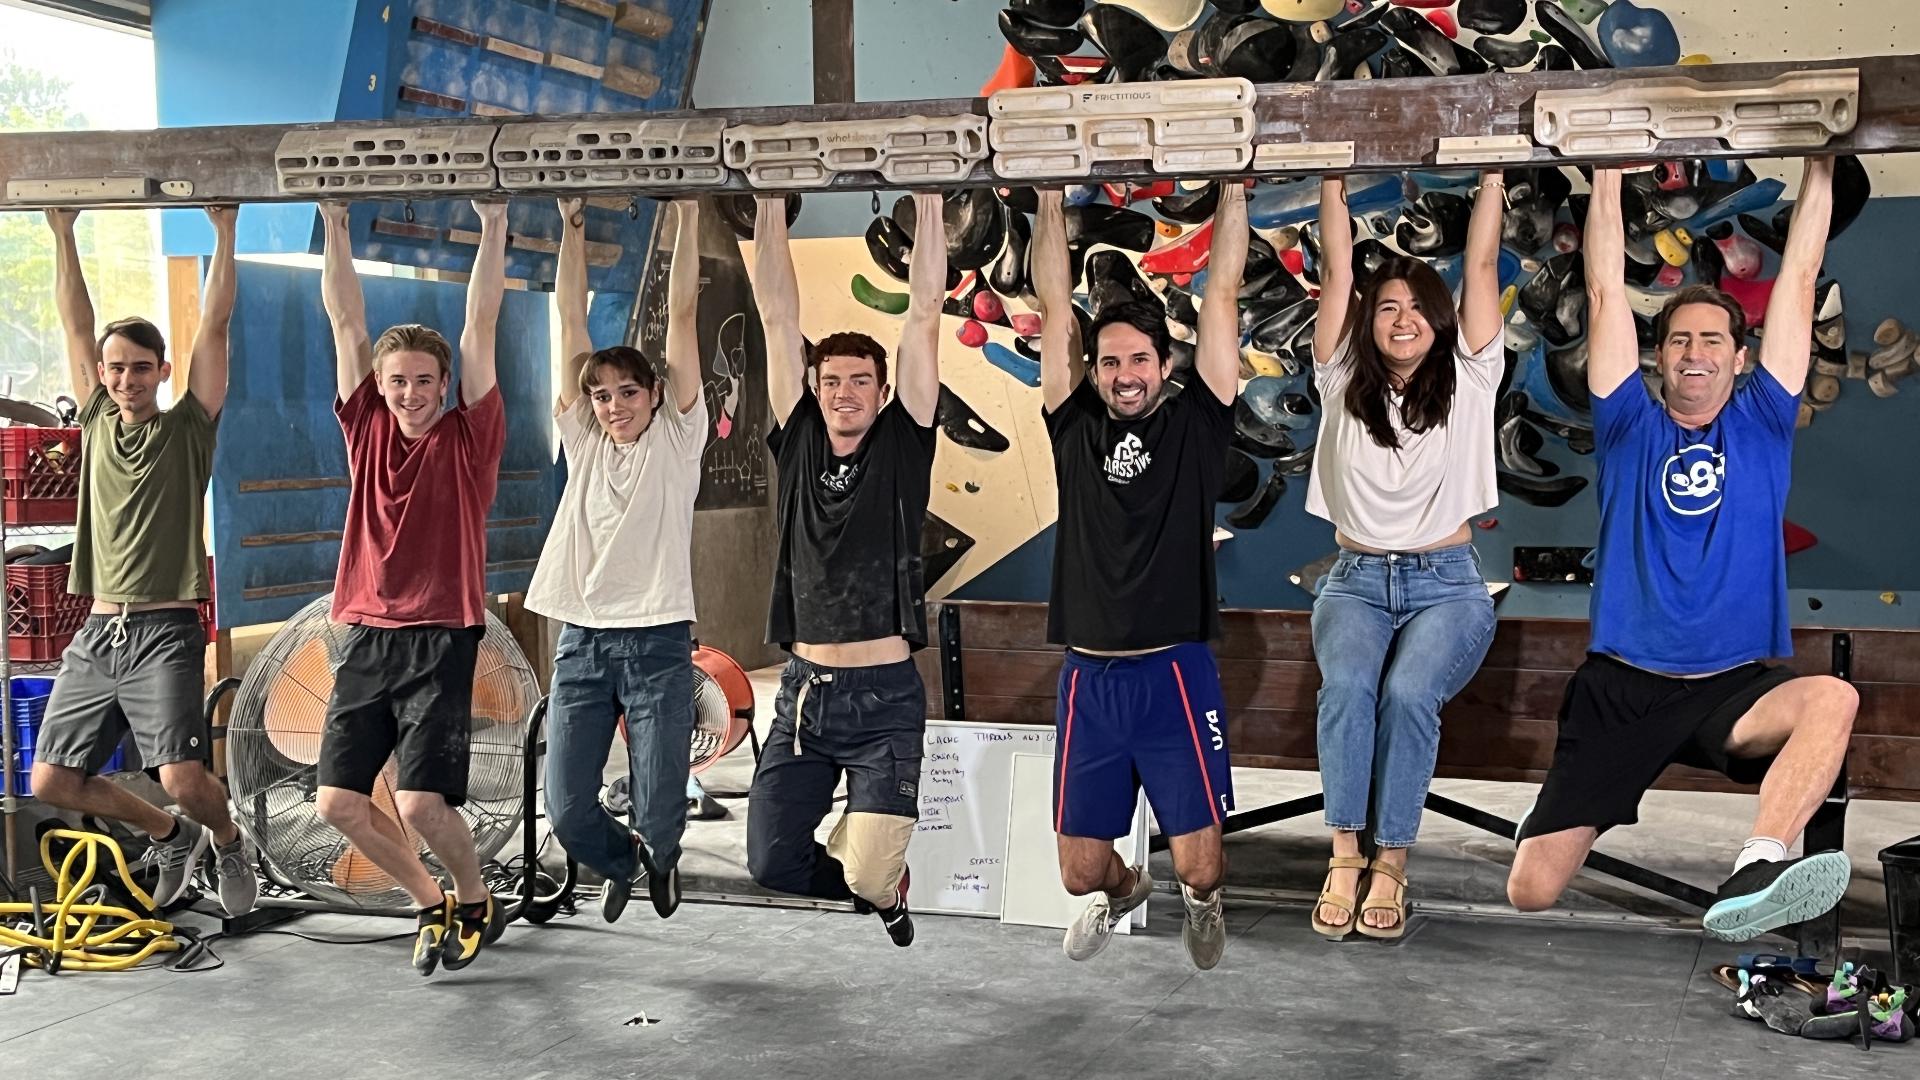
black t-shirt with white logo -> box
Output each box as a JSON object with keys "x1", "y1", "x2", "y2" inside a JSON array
[
  {"x1": 766, "y1": 386, "x2": 937, "y2": 651},
  {"x1": 1044, "y1": 378, "x2": 1233, "y2": 650}
]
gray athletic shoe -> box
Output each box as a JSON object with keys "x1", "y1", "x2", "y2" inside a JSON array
[
  {"x1": 1063, "y1": 865, "x2": 1153, "y2": 962},
  {"x1": 1181, "y1": 885, "x2": 1226, "y2": 971},
  {"x1": 213, "y1": 834, "x2": 259, "y2": 917},
  {"x1": 150, "y1": 817, "x2": 210, "y2": 908}
]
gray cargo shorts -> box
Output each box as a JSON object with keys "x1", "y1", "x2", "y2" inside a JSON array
[{"x1": 35, "y1": 609, "x2": 208, "y2": 774}]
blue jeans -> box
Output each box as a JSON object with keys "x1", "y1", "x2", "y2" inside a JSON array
[
  {"x1": 1312, "y1": 544, "x2": 1496, "y2": 847},
  {"x1": 544, "y1": 622, "x2": 695, "y2": 881}
]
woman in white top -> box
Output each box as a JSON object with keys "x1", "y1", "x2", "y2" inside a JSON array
[
  {"x1": 1304, "y1": 172, "x2": 1506, "y2": 939},
  {"x1": 525, "y1": 198, "x2": 709, "y2": 924}
]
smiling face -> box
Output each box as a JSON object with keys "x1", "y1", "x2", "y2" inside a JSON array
[
  {"x1": 99, "y1": 334, "x2": 170, "y2": 422},
  {"x1": 1370, "y1": 277, "x2": 1436, "y2": 373},
  {"x1": 1658, "y1": 301, "x2": 1746, "y2": 416},
  {"x1": 378, "y1": 350, "x2": 448, "y2": 438},
  {"x1": 1093, "y1": 321, "x2": 1169, "y2": 419},
  {"x1": 815, "y1": 354, "x2": 887, "y2": 439},
  {"x1": 588, "y1": 361, "x2": 661, "y2": 444}
]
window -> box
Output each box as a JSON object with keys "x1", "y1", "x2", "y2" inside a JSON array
[{"x1": 0, "y1": 4, "x2": 162, "y2": 406}]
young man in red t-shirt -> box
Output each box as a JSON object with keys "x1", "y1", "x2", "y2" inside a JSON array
[{"x1": 313, "y1": 200, "x2": 508, "y2": 976}]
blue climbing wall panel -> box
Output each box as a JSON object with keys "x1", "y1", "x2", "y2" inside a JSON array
[
  {"x1": 157, "y1": 0, "x2": 708, "y2": 294},
  {"x1": 213, "y1": 260, "x2": 554, "y2": 628},
  {"x1": 151, "y1": 0, "x2": 709, "y2": 626}
]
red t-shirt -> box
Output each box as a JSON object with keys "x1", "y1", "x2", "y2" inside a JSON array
[{"x1": 331, "y1": 375, "x2": 506, "y2": 628}]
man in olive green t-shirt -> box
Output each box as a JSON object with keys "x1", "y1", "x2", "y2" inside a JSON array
[{"x1": 29, "y1": 207, "x2": 255, "y2": 917}]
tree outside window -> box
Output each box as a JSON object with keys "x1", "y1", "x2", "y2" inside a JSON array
[{"x1": 0, "y1": 10, "x2": 162, "y2": 408}]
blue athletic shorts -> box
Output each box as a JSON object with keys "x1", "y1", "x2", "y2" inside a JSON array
[{"x1": 1053, "y1": 642, "x2": 1234, "y2": 841}]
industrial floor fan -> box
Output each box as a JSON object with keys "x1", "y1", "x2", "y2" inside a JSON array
[{"x1": 222, "y1": 596, "x2": 539, "y2": 913}]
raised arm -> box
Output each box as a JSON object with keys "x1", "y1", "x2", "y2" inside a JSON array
[
  {"x1": 459, "y1": 199, "x2": 508, "y2": 405},
  {"x1": 1032, "y1": 188, "x2": 1081, "y2": 413},
  {"x1": 1196, "y1": 180, "x2": 1248, "y2": 405},
  {"x1": 554, "y1": 197, "x2": 591, "y2": 414},
  {"x1": 895, "y1": 191, "x2": 945, "y2": 425},
  {"x1": 663, "y1": 199, "x2": 704, "y2": 414},
  {"x1": 1582, "y1": 169, "x2": 1640, "y2": 399},
  {"x1": 1311, "y1": 177, "x2": 1354, "y2": 366},
  {"x1": 752, "y1": 196, "x2": 807, "y2": 426},
  {"x1": 188, "y1": 206, "x2": 238, "y2": 419},
  {"x1": 1757, "y1": 157, "x2": 1834, "y2": 396},
  {"x1": 46, "y1": 209, "x2": 101, "y2": 397},
  {"x1": 1458, "y1": 170, "x2": 1506, "y2": 355},
  {"x1": 319, "y1": 201, "x2": 372, "y2": 402}
]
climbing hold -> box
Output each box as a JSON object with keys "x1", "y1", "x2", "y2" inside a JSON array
[
  {"x1": 957, "y1": 320, "x2": 989, "y2": 348},
  {"x1": 981, "y1": 341, "x2": 1043, "y2": 386},
  {"x1": 852, "y1": 274, "x2": 909, "y2": 315},
  {"x1": 1459, "y1": 0, "x2": 1525, "y2": 35},
  {"x1": 972, "y1": 289, "x2": 1007, "y2": 325},
  {"x1": 1558, "y1": 0, "x2": 1606, "y2": 24},
  {"x1": 1597, "y1": 0, "x2": 1681, "y2": 68}
]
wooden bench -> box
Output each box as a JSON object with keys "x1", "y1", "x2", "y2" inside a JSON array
[{"x1": 919, "y1": 599, "x2": 1920, "y2": 953}]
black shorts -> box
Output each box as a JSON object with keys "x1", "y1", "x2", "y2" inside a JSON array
[
  {"x1": 1519, "y1": 653, "x2": 1798, "y2": 840},
  {"x1": 318, "y1": 624, "x2": 483, "y2": 807}
]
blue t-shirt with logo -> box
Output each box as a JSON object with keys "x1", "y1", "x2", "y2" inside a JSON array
[{"x1": 1589, "y1": 366, "x2": 1799, "y2": 674}]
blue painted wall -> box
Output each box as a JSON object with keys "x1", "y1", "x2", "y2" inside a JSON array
[
  {"x1": 692, "y1": 0, "x2": 1007, "y2": 239},
  {"x1": 155, "y1": 0, "x2": 707, "y2": 293},
  {"x1": 214, "y1": 258, "x2": 555, "y2": 627},
  {"x1": 153, "y1": 0, "x2": 358, "y2": 254}
]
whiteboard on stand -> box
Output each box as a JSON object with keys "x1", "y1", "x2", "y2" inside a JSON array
[
  {"x1": 907, "y1": 719, "x2": 1148, "y2": 928},
  {"x1": 908, "y1": 719, "x2": 1052, "y2": 917}
]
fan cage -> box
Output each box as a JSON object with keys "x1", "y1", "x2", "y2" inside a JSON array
[{"x1": 225, "y1": 596, "x2": 538, "y2": 912}]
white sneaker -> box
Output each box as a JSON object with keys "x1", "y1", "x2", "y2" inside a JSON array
[
  {"x1": 1062, "y1": 866, "x2": 1153, "y2": 962},
  {"x1": 1181, "y1": 884, "x2": 1226, "y2": 971}
]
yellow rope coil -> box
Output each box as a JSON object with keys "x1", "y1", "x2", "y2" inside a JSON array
[{"x1": 0, "y1": 829, "x2": 181, "y2": 972}]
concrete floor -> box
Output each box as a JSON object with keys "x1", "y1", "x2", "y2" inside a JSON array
[
  {"x1": 5, "y1": 666, "x2": 1918, "y2": 1077},
  {"x1": 4, "y1": 900, "x2": 1915, "y2": 1078}
]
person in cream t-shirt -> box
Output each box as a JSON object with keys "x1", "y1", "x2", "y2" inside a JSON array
[{"x1": 527, "y1": 198, "x2": 709, "y2": 925}]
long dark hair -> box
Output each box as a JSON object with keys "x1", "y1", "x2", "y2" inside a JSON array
[{"x1": 1338, "y1": 256, "x2": 1459, "y2": 450}]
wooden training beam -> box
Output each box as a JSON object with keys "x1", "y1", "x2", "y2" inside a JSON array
[{"x1": 0, "y1": 55, "x2": 1913, "y2": 211}]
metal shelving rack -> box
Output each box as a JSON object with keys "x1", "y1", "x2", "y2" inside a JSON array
[{"x1": 0, "y1": 501, "x2": 79, "y2": 896}]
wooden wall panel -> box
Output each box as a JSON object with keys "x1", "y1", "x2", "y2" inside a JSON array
[{"x1": 937, "y1": 602, "x2": 1920, "y2": 803}]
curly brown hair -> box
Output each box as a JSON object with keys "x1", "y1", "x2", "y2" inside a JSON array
[{"x1": 809, "y1": 331, "x2": 889, "y2": 385}]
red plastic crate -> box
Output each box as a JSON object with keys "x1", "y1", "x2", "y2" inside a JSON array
[
  {"x1": 6, "y1": 562, "x2": 88, "y2": 662},
  {"x1": 1, "y1": 426, "x2": 82, "y2": 526}
]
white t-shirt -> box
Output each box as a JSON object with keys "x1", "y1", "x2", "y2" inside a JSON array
[
  {"x1": 1304, "y1": 324, "x2": 1502, "y2": 551},
  {"x1": 525, "y1": 386, "x2": 708, "y2": 628}
]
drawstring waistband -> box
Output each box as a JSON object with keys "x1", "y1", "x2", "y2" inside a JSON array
[
  {"x1": 791, "y1": 669, "x2": 834, "y2": 756},
  {"x1": 108, "y1": 603, "x2": 130, "y2": 648}
]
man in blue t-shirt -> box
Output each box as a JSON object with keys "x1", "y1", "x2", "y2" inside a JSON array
[{"x1": 1507, "y1": 158, "x2": 1859, "y2": 942}]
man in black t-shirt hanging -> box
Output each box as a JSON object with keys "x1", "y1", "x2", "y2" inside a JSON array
[
  {"x1": 744, "y1": 191, "x2": 944, "y2": 947},
  {"x1": 1033, "y1": 182, "x2": 1247, "y2": 971}
]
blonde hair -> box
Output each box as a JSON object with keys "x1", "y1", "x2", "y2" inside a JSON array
[{"x1": 372, "y1": 323, "x2": 451, "y2": 377}]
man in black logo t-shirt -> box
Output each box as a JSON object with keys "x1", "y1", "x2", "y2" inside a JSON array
[
  {"x1": 1034, "y1": 182, "x2": 1247, "y2": 971},
  {"x1": 744, "y1": 192, "x2": 943, "y2": 948}
]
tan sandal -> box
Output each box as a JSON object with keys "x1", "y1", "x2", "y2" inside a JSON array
[
  {"x1": 1310, "y1": 856, "x2": 1370, "y2": 939},
  {"x1": 1355, "y1": 858, "x2": 1408, "y2": 940}
]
